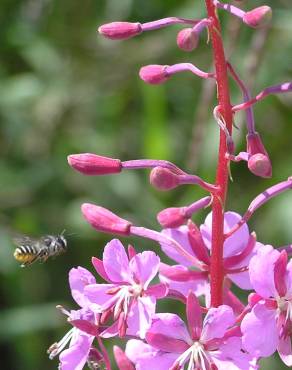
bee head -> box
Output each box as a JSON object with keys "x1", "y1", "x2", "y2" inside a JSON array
[{"x1": 57, "y1": 235, "x2": 67, "y2": 250}]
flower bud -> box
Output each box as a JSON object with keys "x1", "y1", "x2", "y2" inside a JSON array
[
  {"x1": 98, "y1": 22, "x2": 142, "y2": 40},
  {"x1": 246, "y1": 132, "x2": 272, "y2": 178},
  {"x1": 68, "y1": 153, "x2": 122, "y2": 175},
  {"x1": 139, "y1": 65, "x2": 169, "y2": 84},
  {"x1": 243, "y1": 6, "x2": 272, "y2": 28},
  {"x1": 248, "y1": 153, "x2": 272, "y2": 178},
  {"x1": 81, "y1": 203, "x2": 132, "y2": 235},
  {"x1": 157, "y1": 207, "x2": 187, "y2": 228},
  {"x1": 176, "y1": 28, "x2": 199, "y2": 52},
  {"x1": 150, "y1": 167, "x2": 180, "y2": 190}
]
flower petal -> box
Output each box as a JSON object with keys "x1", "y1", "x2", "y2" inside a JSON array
[
  {"x1": 125, "y1": 339, "x2": 178, "y2": 370},
  {"x1": 212, "y1": 337, "x2": 258, "y2": 370},
  {"x1": 103, "y1": 239, "x2": 132, "y2": 283},
  {"x1": 129, "y1": 251, "x2": 160, "y2": 288},
  {"x1": 278, "y1": 336, "x2": 292, "y2": 366},
  {"x1": 241, "y1": 302, "x2": 278, "y2": 357},
  {"x1": 146, "y1": 313, "x2": 191, "y2": 345},
  {"x1": 201, "y1": 212, "x2": 250, "y2": 258},
  {"x1": 59, "y1": 333, "x2": 94, "y2": 370},
  {"x1": 160, "y1": 226, "x2": 194, "y2": 267},
  {"x1": 127, "y1": 296, "x2": 156, "y2": 339},
  {"x1": 85, "y1": 283, "x2": 118, "y2": 312},
  {"x1": 69, "y1": 267, "x2": 96, "y2": 307},
  {"x1": 201, "y1": 305, "x2": 235, "y2": 342},
  {"x1": 249, "y1": 244, "x2": 279, "y2": 298}
]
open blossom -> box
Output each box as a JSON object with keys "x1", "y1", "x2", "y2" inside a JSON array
[
  {"x1": 125, "y1": 292, "x2": 257, "y2": 370},
  {"x1": 159, "y1": 211, "x2": 262, "y2": 302},
  {"x1": 48, "y1": 267, "x2": 98, "y2": 370},
  {"x1": 241, "y1": 246, "x2": 292, "y2": 366},
  {"x1": 84, "y1": 239, "x2": 167, "y2": 339}
]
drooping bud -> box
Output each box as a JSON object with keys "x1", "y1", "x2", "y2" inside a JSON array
[
  {"x1": 98, "y1": 22, "x2": 142, "y2": 40},
  {"x1": 177, "y1": 28, "x2": 199, "y2": 52},
  {"x1": 243, "y1": 6, "x2": 272, "y2": 28},
  {"x1": 157, "y1": 207, "x2": 187, "y2": 228},
  {"x1": 81, "y1": 203, "x2": 132, "y2": 235},
  {"x1": 139, "y1": 65, "x2": 169, "y2": 84},
  {"x1": 150, "y1": 167, "x2": 180, "y2": 190},
  {"x1": 246, "y1": 132, "x2": 272, "y2": 178},
  {"x1": 68, "y1": 153, "x2": 122, "y2": 175}
]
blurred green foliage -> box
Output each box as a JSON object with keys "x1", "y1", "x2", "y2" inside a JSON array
[{"x1": 0, "y1": 0, "x2": 292, "y2": 369}]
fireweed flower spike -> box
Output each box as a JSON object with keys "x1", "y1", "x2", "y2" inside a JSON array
[
  {"x1": 60, "y1": 0, "x2": 292, "y2": 368},
  {"x1": 83, "y1": 239, "x2": 167, "y2": 339},
  {"x1": 125, "y1": 292, "x2": 256, "y2": 370},
  {"x1": 241, "y1": 247, "x2": 292, "y2": 366}
]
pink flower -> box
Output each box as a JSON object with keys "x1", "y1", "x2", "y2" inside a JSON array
[
  {"x1": 125, "y1": 293, "x2": 257, "y2": 369},
  {"x1": 84, "y1": 239, "x2": 167, "y2": 339},
  {"x1": 159, "y1": 212, "x2": 262, "y2": 302},
  {"x1": 48, "y1": 267, "x2": 98, "y2": 370},
  {"x1": 241, "y1": 246, "x2": 292, "y2": 366}
]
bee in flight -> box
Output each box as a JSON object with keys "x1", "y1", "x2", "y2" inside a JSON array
[{"x1": 13, "y1": 232, "x2": 67, "y2": 267}]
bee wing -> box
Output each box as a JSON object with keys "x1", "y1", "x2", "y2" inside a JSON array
[{"x1": 13, "y1": 235, "x2": 37, "y2": 247}]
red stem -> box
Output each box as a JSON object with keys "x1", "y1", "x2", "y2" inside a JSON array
[{"x1": 204, "y1": 1, "x2": 233, "y2": 306}]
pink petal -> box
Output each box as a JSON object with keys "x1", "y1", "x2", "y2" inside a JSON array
[
  {"x1": 100, "y1": 321, "x2": 119, "y2": 338},
  {"x1": 127, "y1": 296, "x2": 156, "y2": 339},
  {"x1": 159, "y1": 269, "x2": 209, "y2": 298},
  {"x1": 201, "y1": 212, "x2": 250, "y2": 258},
  {"x1": 278, "y1": 336, "x2": 292, "y2": 366},
  {"x1": 146, "y1": 283, "x2": 168, "y2": 299},
  {"x1": 125, "y1": 339, "x2": 178, "y2": 370},
  {"x1": 201, "y1": 305, "x2": 235, "y2": 342},
  {"x1": 85, "y1": 283, "x2": 118, "y2": 311},
  {"x1": 91, "y1": 257, "x2": 111, "y2": 282},
  {"x1": 285, "y1": 259, "x2": 292, "y2": 297},
  {"x1": 69, "y1": 267, "x2": 96, "y2": 307},
  {"x1": 212, "y1": 337, "x2": 258, "y2": 370},
  {"x1": 241, "y1": 302, "x2": 278, "y2": 357},
  {"x1": 160, "y1": 226, "x2": 194, "y2": 267},
  {"x1": 59, "y1": 333, "x2": 94, "y2": 370},
  {"x1": 146, "y1": 313, "x2": 191, "y2": 344},
  {"x1": 103, "y1": 239, "x2": 132, "y2": 283},
  {"x1": 113, "y1": 345, "x2": 135, "y2": 370},
  {"x1": 249, "y1": 244, "x2": 279, "y2": 298},
  {"x1": 129, "y1": 251, "x2": 160, "y2": 288}
]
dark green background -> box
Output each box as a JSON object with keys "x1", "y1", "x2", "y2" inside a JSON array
[{"x1": 0, "y1": 0, "x2": 291, "y2": 369}]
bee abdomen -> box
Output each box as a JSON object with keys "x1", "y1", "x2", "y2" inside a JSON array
[{"x1": 14, "y1": 245, "x2": 37, "y2": 262}]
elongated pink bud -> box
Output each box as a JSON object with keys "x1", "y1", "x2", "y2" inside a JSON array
[
  {"x1": 157, "y1": 207, "x2": 187, "y2": 228},
  {"x1": 81, "y1": 203, "x2": 132, "y2": 235},
  {"x1": 139, "y1": 65, "x2": 169, "y2": 84},
  {"x1": 68, "y1": 153, "x2": 122, "y2": 175},
  {"x1": 243, "y1": 6, "x2": 272, "y2": 28},
  {"x1": 98, "y1": 22, "x2": 142, "y2": 40},
  {"x1": 177, "y1": 28, "x2": 199, "y2": 51},
  {"x1": 150, "y1": 167, "x2": 180, "y2": 190}
]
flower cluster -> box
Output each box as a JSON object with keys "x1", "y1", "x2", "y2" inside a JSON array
[{"x1": 48, "y1": 1, "x2": 292, "y2": 369}]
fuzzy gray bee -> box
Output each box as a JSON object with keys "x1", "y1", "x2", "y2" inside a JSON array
[{"x1": 13, "y1": 233, "x2": 67, "y2": 267}]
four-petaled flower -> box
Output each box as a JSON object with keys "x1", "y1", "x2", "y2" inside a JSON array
[
  {"x1": 84, "y1": 239, "x2": 168, "y2": 338},
  {"x1": 125, "y1": 292, "x2": 257, "y2": 370}
]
